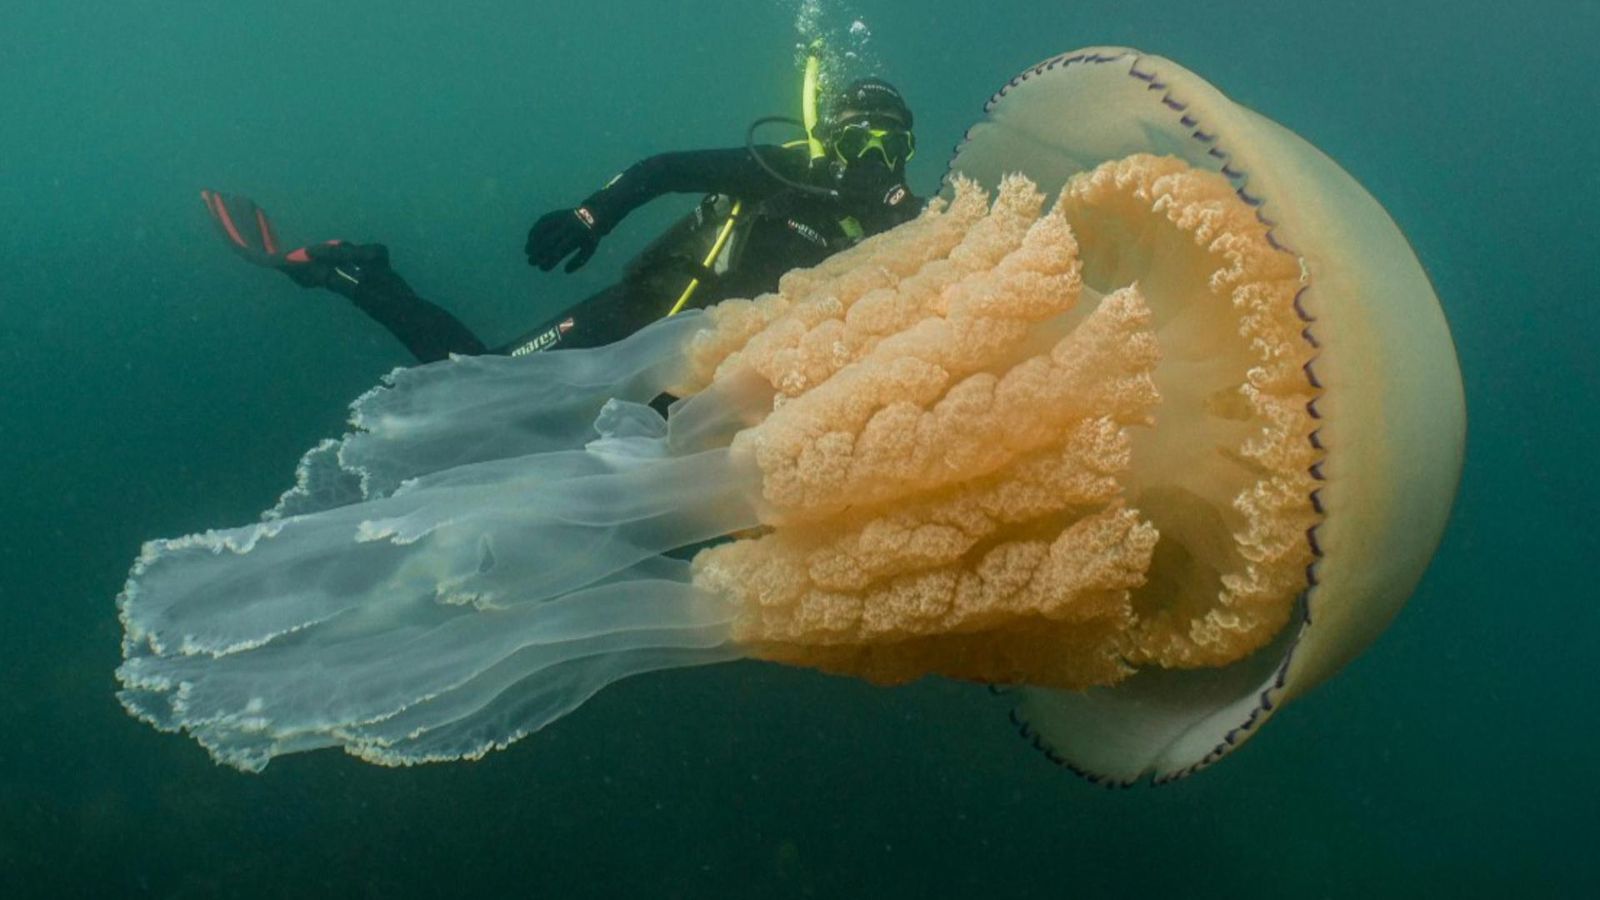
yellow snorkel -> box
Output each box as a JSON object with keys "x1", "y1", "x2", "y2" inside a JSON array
[
  {"x1": 669, "y1": 45, "x2": 833, "y2": 317},
  {"x1": 743, "y1": 40, "x2": 844, "y2": 200},
  {"x1": 802, "y1": 40, "x2": 826, "y2": 162}
]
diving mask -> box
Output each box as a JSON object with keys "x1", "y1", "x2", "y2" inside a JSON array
[{"x1": 831, "y1": 121, "x2": 916, "y2": 169}]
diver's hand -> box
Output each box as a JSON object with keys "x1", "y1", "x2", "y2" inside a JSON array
[{"x1": 526, "y1": 207, "x2": 601, "y2": 273}]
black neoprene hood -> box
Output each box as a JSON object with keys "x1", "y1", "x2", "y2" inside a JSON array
[{"x1": 830, "y1": 77, "x2": 914, "y2": 130}]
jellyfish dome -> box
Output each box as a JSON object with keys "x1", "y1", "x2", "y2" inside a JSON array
[{"x1": 117, "y1": 48, "x2": 1464, "y2": 782}]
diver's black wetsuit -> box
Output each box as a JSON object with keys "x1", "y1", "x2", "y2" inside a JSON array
[{"x1": 350, "y1": 145, "x2": 922, "y2": 362}]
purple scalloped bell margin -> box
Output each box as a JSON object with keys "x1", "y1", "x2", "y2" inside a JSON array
[{"x1": 946, "y1": 50, "x2": 1327, "y2": 787}]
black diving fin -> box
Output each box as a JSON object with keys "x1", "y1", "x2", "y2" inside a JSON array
[{"x1": 200, "y1": 190, "x2": 379, "y2": 289}]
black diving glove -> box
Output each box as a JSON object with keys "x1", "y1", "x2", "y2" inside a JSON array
[{"x1": 525, "y1": 206, "x2": 601, "y2": 272}]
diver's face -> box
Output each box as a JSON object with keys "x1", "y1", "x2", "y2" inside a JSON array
[
  {"x1": 828, "y1": 115, "x2": 915, "y2": 198},
  {"x1": 832, "y1": 153, "x2": 899, "y2": 197}
]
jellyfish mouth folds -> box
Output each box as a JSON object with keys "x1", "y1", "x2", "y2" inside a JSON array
[{"x1": 687, "y1": 154, "x2": 1322, "y2": 691}]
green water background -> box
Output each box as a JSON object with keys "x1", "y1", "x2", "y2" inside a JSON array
[{"x1": 2, "y1": 0, "x2": 1595, "y2": 896}]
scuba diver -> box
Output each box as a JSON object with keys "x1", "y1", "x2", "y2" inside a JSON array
[{"x1": 204, "y1": 70, "x2": 922, "y2": 363}]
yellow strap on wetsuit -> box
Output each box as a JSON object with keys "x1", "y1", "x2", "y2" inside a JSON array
[{"x1": 666, "y1": 198, "x2": 743, "y2": 316}]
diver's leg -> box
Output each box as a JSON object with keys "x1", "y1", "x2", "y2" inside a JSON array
[
  {"x1": 496, "y1": 282, "x2": 668, "y2": 355},
  {"x1": 319, "y1": 246, "x2": 488, "y2": 362},
  {"x1": 202, "y1": 190, "x2": 488, "y2": 363}
]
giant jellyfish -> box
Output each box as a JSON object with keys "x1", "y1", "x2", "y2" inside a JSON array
[{"x1": 117, "y1": 48, "x2": 1464, "y2": 783}]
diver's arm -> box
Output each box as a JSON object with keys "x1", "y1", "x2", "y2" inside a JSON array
[
  {"x1": 579, "y1": 146, "x2": 807, "y2": 228},
  {"x1": 527, "y1": 146, "x2": 808, "y2": 271}
]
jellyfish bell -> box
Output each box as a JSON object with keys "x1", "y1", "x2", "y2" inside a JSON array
[
  {"x1": 115, "y1": 48, "x2": 1463, "y2": 782},
  {"x1": 942, "y1": 47, "x2": 1465, "y2": 781}
]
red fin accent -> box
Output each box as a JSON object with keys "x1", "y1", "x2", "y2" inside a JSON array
[
  {"x1": 256, "y1": 208, "x2": 278, "y2": 255},
  {"x1": 286, "y1": 247, "x2": 310, "y2": 263},
  {"x1": 206, "y1": 192, "x2": 247, "y2": 248}
]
